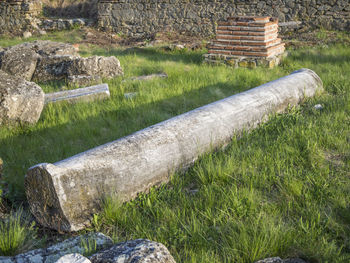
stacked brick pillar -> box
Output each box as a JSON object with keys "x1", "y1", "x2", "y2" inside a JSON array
[{"x1": 204, "y1": 16, "x2": 286, "y2": 68}]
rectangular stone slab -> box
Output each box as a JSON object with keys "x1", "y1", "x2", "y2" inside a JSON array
[
  {"x1": 25, "y1": 69, "x2": 323, "y2": 232},
  {"x1": 44, "y1": 84, "x2": 110, "y2": 104}
]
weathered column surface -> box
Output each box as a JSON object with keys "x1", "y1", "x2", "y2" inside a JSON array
[{"x1": 25, "y1": 69, "x2": 323, "y2": 232}]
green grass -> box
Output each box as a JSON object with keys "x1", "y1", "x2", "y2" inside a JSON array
[
  {"x1": 0, "y1": 31, "x2": 349, "y2": 262},
  {"x1": 0, "y1": 209, "x2": 39, "y2": 256}
]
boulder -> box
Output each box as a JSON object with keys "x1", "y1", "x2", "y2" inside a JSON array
[
  {"x1": 0, "y1": 70, "x2": 44, "y2": 125},
  {"x1": 90, "y1": 239, "x2": 176, "y2": 263},
  {"x1": 0, "y1": 233, "x2": 113, "y2": 263},
  {"x1": 55, "y1": 254, "x2": 91, "y2": 263},
  {"x1": 29, "y1": 40, "x2": 79, "y2": 57},
  {"x1": 0, "y1": 45, "x2": 40, "y2": 81},
  {"x1": 32, "y1": 55, "x2": 77, "y2": 82},
  {"x1": 67, "y1": 56, "x2": 123, "y2": 80},
  {"x1": 255, "y1": 258, "x2": 283, "y2": 263}
]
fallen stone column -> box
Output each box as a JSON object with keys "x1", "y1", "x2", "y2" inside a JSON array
[
  {"x1": 25, "y1": 68, "x2": 323, "y2": 232},
  {"x1": 44, "y1": 84, "x2": 110, "y2": 104}
]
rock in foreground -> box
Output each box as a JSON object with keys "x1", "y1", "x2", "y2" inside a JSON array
[
  {"x1": 0, "y1": 233, "x2": 113, "y2": 263},
  {"x1": 56, "y1": 253, "x2": 91, "y2": 263},
  {"x1": 90, "y1": 239, "x2": 176, "y2": 263},
  {"x1": 0, "y1": 70, "x2": 44, "y2": 125}
]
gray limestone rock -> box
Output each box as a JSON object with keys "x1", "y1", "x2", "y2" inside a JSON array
[
  {"x1": 67, "y1": 75, "x2": 102, "y2": 87},
  {"x1": 0, "y1": 70, "x2": 44, "y2": 125},
  {"x1": 0, "y1": 45, "x2": 40, "y2": 81},
  {"x1": 28, "y1": 40, "x2": 79, "y2": 57},
  {"x1": 0, "y1": 233, "x2": 113, "y2": 263},
  {"x1": 67, "y1": 56, "x2": 123, "y2": 80},
  {"x1": 90, "y1": 239, "x2": 176, "y2": 263},
  {"x1": 55, "y1": 254, "x2": 91, "y2": 263},
  {"x1": 255, "y1": 258, "x2": 283, "y2": 263},
  {"x1": 25, "y1": 69, "x2": 323, "y2": 232},
  {"x1": 32, "y1": 55, "x2": 77, "y2": 82},
  {"x1": 33, "y1": 55, "x2": 123, "y2": 84}
]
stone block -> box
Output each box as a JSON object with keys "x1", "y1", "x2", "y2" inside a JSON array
[
  {"x1": 0, "y1": 70, "x2": 44, "y2": 125},
  {"x1": 90, "y1": 239, "x2": 176, "y2": 263},
  {"x1": 0, "y1": 45, "x2": 39, "y2": 81}
]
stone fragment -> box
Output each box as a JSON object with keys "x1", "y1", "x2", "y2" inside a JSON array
[
  {"x1": 56, "y1": 254, "x2": 91, "y2": 263},
  {"x1": 29, "y1": 40, "x2": 79, "y2": 57},
  {"x1": 0, "y1": 70, "x2": 44, "y2": 125},
  {"x1": 0, "y1": 45, "x2": 40, "y2": 81},
  {"x1": 254, "y1": 258, "x2": 283, "y2": 263},
  {"x1": 23, "y1": 31, "x2": 32, "y2": 39},
  {"x1": 33, "y1": 55, "x2": 123, "y2": 84},
  {"x1": 123, "y1": 73, "x2": 168, "y2": 82},
  {"x1": 45, "y1": 84, "x2": 110, "y2": 104},
  {"x1": 314, "y1": 104, "x2": 323, "y2": 110},
  {"x1": 90, "y1": 239, "x2": 176, "y2": 263},
  {"x1": 25, "y1": 69, "x2": 323, "y2": 232},
  {"x1": 67, "y1": 56, "x2": 123, "y2": 80},
  {"x1": 0, "y1": 233, "x2": 113, "y2": 263},
  {"x1": 32, "y1": 55, "x2": 76, "y2": 82},
  {"x1": 39, "y1": 30, "x2": 47, "y2": 35},
  {"x1": 67, "y1": 75, "x2": 102, "y2": 87},
  {"x1": 124, "y1": 92, "x2": 138, "y2": 99}
]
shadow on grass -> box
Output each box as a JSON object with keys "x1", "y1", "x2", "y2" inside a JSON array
[
  {"x1": 288, "y1": 48, "x2": 350, "y2": 66},
  {"x1": 83, "y1": 47, "x2": 205, "y2": 65},
  {"x1": 0, "y1": 81, "x2": 244, "y2": 202}
]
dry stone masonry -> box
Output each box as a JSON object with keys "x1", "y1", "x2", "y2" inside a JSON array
[
  {"x1": 204, "y1": 16, "x2": 286, "y2": 68},
  {"x1": 0, "y1": 0, "x2": 42, "y2": 34},
  {"x1": 25, "y1": 69, "x2": 323, "y2": 232},
  {"x1": 97, "y1": 0, "x2": 350, "y2": 37}
]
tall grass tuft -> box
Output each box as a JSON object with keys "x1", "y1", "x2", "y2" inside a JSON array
[{"x1": 0, "y1": 209, "x2": 38, "y2": 256}]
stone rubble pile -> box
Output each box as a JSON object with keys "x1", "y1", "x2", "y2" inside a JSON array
[
  {"x1": 0, "y1": 40, "x2": 123, "y2": 125},
  {"x1": 0, "y1": 40, "x2": 123, "y2": 86}
]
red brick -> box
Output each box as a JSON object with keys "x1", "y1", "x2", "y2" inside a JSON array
[{"x1": 209, "y1": 50, "x2": 231, "y2": 55}]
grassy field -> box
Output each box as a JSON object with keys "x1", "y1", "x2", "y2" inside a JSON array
[{"x1": 0, "y1": 30, "x2": 349, "y2": 262}]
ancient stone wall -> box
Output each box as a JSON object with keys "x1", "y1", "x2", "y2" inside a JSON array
[
  {"x1": 0, "y1": 0, "x2": 42, "y2": 34},
  {"x1": 97, "y1": 0, "x2": 350, "y2": 37}
]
